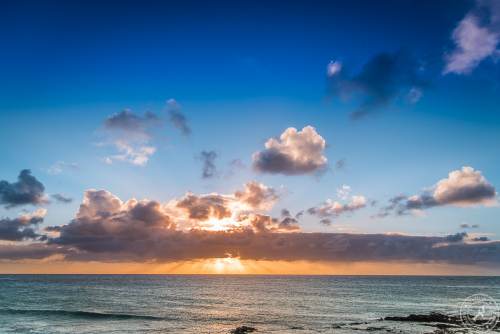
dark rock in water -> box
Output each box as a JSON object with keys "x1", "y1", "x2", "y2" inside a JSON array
[
  {"x1": 384, "y1": 312, "x2": 457, "y2": 324},
  {"x1": 230, "y1": 326, "x2": 256, "y2": 334},
  {"x1": 384, "y1": 312, "x2": 500, "y2": 331}
]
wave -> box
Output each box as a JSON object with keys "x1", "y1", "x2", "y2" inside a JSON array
[{"x1": 0, "y1": 308, "x2": 165, "y2": 320}]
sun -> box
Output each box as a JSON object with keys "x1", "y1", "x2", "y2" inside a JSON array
[
  {"x1": 203, "y1": 218, "x2": 240, "y2": 231},
  {"x1": 211, "y1": 256, "x2": 245, "y2": 273}
]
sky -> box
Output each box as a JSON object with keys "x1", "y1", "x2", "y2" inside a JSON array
[{"x1": 0, "y1": 0, "x2": 500, "y2": 274}]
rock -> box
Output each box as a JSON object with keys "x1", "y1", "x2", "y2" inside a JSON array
[
  {"x1": 384, "y1": 312, "x2": 456, "y2": 324},
  {"x1": 230, "y1": 326, "x2": 257, "y2": 334}
]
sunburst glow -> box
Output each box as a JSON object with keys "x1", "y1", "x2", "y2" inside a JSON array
[{"x1": 211, "y1": 257, "x2": 245, "y2": 273}]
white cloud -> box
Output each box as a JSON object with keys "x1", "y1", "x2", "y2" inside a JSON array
[
  {"x1": 105, "y1": 141, "x2": 156, "y2": 167},
  {"x1": 327, "y1": 60, "x2": 342, "y2": 77},
  {"x1": 336, "y1": 185, "x2": 351, "y2": 200},
  {"x1": 252, "y1": 126, "x2": 328, "y2": 175},
  {"x1": 444, "y1": 14, "x2": 499, "y2": 74}
]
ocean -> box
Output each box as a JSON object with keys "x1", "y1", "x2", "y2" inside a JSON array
[{"x1": 0, "y1": 275, "x2": 499, "y2": 333}]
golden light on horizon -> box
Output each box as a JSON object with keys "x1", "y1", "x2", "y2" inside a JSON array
[{"x1": 211, "y1": 257, "x2": 245, "y2": 273}]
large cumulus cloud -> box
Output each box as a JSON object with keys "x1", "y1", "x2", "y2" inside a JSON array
[
  {"x1": 252, "y1": 126, "x2": 327, "y2": 175},
  {"x1": 0, "y1": 170, "x2": 46, "y2": 208},
  {"x1": 378, "y1": 166, "x2": 497, "y2": 217}
]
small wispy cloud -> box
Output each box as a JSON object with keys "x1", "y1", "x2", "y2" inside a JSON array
[
  {"x1": 167, "y1": 99, "x2": 191, "y2": 136},
  {"x1": 47, "y1": 161, "x2": 79, "y2": 175}
]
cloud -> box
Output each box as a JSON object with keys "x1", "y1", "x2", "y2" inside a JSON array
[
  {"x1": 101, "y1": 109, "x2": 161, "y2": 166},
  {"x1": 407, "y1": 87, "x2": 423, "y2": 104},
  {"x1": 51, "y1": 194, "x2": 73, "y2": 204},
  {"x1": 104, "y1": 109, "x2": 159, "y2": 136},
  {"x1": 444, "y1": 1, "x2": 500, "y2": 75},
  {"x1": 234, "y1": 181, "x2": 279, "y2": 211},
  {"x1": 327, "y1": 51, "x2": 426, "y2": 119},
  {"x1": 308, "y1": 195, "x2": 367, "y2": 222},
  {"x1": 166, "y1": 99, "x2": 191, "y2": 136},
  {"x1": 47, "y1": 161, "x2": 78, "y2": 175},
  {"x1": 104, "y1": 141, "x2": 156, "y2": 166},
  {"x1": 0, "y1": 208, "x2": 46, "y2": 241},
  {"x1": 460, "y1": 223, "x2": 479, "y2": 229},
  {"x1": 252, "y1": 126, "x2": 327, "y2": 175},
  {"x1": 445, "y1": 232, "x2": 468, "y2": 243},
  {"x1": 198, "y1": 150, "x2": 218, "y2": 179},
  {"x1": 320, "y1": 218, "x2": 332, "y2": 226},
  {"x1": 335, "y1": 159, "x2": 346, "y2": 170},
  {"x1": 0, "y1": 188, "x2": 498, "y2": 266},
  {"x1": 40, "y1": 225, "x2": 500, "y2": 265},
  {"x1": 49, "y1": 190, "x2": 175, "y2": 254},
  {"x1": 336, "y1": 185, "x2": 352, "y2": 200},
  {"x1": 0, "y1": 243, "x2": 71, "y2": 260},
  {"x1": 0, "y1": 170, "x2": 46, "y2": 208},
  {"x1": 327, "y1": 60, "x2": 342, "y2": 77},
  {"x1": 378, "y1": 167, "x2": 497, "y2": 217},
  {"x1": 176, "y1": 193, "x2": 231, "y2": 221}
]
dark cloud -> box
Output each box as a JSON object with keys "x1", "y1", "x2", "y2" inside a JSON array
[
  {"x1": 281, "y1": 209, "x2": 291, "y2": 218},
  {"x1": 176, "y1": 193, "x2": 231, "y2": 221},
  {"x1": 328, "y1": 50, "x2": 427, "y2": 120},
  {"x1": 377, "y1": 167, "x2": 497, "y2": 217},
  {"x1": 0, "y1": 243, "x2": 70, "y2": 260},
  {"x1": 335, "y1": 159, "x2": 346, "y2": 170},
  {"x1": 252, "y1": 126, "x2": 327, "y2": 175},
  {"x1": 445, "y1": 232, "x2": 468, "y2": 243},
  {"x1": 320, "y1": 218, "x2": 332, "y2": 226},
  {"x1": 50, "y1": 190, "x2": 174, "y2": 254},
  {"x1": 199, "y1": 150, "x2": 218, "y2": 179},
  {"x1": 44, "y1": 228, "x2": 500, "y2": 265},
  {"x1": 278, "y1": 216, "x2": 300, "y2": 231},
  {"x1": 104, "y1": 109, "x2": 159, "y2": 134},
  {"x1": 460, "y1": 223, "x2": 479, "y2": 229},
  {"x1": 51, "y1": 194, "x2": 73, "y2": 204},
  {"x1": 235, "y1": 181, "x2": 279, "y2": 210},
  {"x1": 0, "y1": 170, "x2": 46, "y2": 208},
  {"x1": 0, "y1": 209, "x2": 46, "y2": 241},
  {"x1": 166, "y1": 99, "x2": 191, "y2": 136}
]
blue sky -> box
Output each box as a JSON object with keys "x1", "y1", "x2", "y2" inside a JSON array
[{"x1": 0, "y1": 0, "x2": 499, "y2": 270}]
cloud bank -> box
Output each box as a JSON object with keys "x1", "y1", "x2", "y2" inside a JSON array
[{"x1": 0, "y1": 184, "x2": 496, "y2": 266}]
